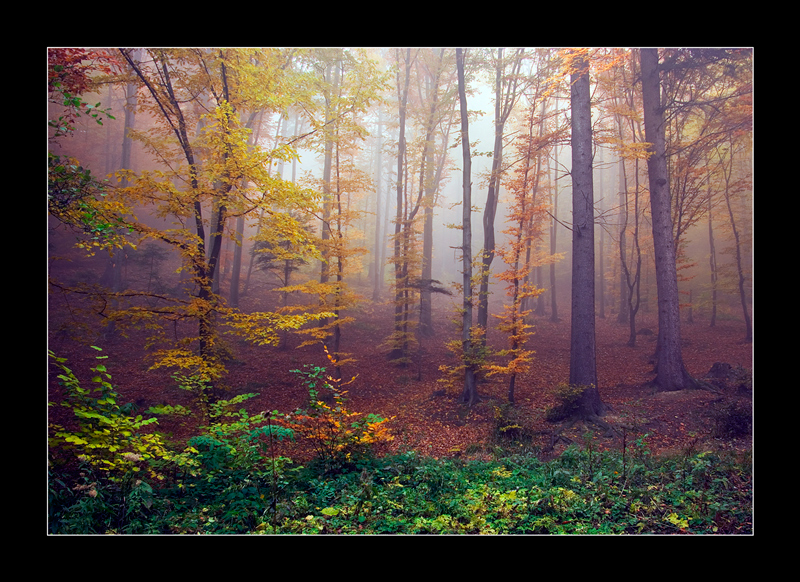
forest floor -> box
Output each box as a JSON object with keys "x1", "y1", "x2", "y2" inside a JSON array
[{"x1": 48, "y1": 290, "x2": 754, "y2": 465}]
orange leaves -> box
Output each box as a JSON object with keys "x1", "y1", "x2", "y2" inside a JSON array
[{"x1": 282, "y1": 353, "x2": 392, "y2": 467}]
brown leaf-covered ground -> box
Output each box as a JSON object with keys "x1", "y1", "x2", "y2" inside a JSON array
[{"x1": 48, "y1": 291, "x2": 753, "y2": 464}]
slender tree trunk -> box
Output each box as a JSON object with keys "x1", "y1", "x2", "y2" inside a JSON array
[
  {"x1": 616, "y1": 146, "x2": 629, "y2": 325},
  {"x1": 230, "y1": 214, "x2": 245, "y2": 307},
  {"x1": 568, "y1": 51, "x2": 605, "y2": 417},
  {"x1": 708, "y1": 186, "x2": 718, "y2": 327},
  {"x1": 597, "y1": 155, "x2": 606, "y2": 320},
  {"x1": 391, "y1": 49, "x2": 412, "y2": 361},
  {"x1": 720, "y1": 139, "x2": 752, "y2": 342},
  {"x1": 549, "y1": 119, "x2": 560, "y2": 322},
  {"x1": 457, "y1": 48, "x2": 478, "y2": 406},
  {"x1": 419, "y1": 50, "x2": 444, "y2": 337},
  {"x1": 320, "y1": 61, "x2": 340, "y2": 288},
  {"x1": 640, "y1": 48, "x2": 696, "y2": 391},
  {"x1": 627, "y1": 157, "x2": 643, "y2": 346},
  {"x1": 477, "y1": 48, "x2": 525, "y2": 337},
  {"x1": 105, "y1": 52, "x2": 139, "y2": 340},
  {"x1": 372, "y1": 112, "x2": 383, "y2": 301},
  {"x1": 477, "y1": 55, "x2": 504, "y2": 335}
]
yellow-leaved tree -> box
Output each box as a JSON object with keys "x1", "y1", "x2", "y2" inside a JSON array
[
  {"x1": 106, "y1": 48, "x2": 331, "y2": 389},
  {"x1": 277, "y1": 48, "x2": 387, "y2": 373}
]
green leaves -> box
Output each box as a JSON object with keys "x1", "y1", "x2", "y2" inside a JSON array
[
  {"x1": 48, "y1": 152, "x2": 133, "y2": 253},
  {"x1": 49, "y1": 348, "x2": 171, "y2": 481}
]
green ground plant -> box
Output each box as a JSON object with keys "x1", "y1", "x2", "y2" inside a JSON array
[
  {"x1": 49, "y1": 349, "x2": 752, "y2": 535},
  {"x1": 282, "y1": 354, "x2": 394, "y2": 474}
]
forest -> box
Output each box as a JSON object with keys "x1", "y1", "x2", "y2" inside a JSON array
[{"x1": 47, "y1": 47, "x2": 753, "y2": 535}]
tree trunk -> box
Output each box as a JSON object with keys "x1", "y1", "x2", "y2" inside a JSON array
[
  {"x1": 597, "y1": 153, "x2": 606, "y2": 320},
  {"x1": 640, "y1": 48, "x2": 696, "y2": 391},
  {"x1": 320, "y1": 60, "x2": 340, "y2": 288},
  {"x1": 387, "y1": 49, "x2": 414, "y2": 361},
  {"x1": 419, "y1": 50, "x2": 445, "y2": 337},
  {"x1": 229, "y1": 213, "x2": 244, "y2": 307},
  {"x1": 477, "y1": 48, "x2": 515, "y2": 336},
  {"x1": 720, "y1": 138, "x2": 752, "y2": 343},
  {"x1": 457, "y1": 48, "x2": 478, "y2": 406},
  {"x1": 549, "y1": 118, "x2": 560, "y2": 323},
  {"x1": 372, "y1": 111, "x2": 383, "y2": 301},
  {"x1": 708, "y1": 183, "x2": 717, "y2": 327},
  {"x1": 568, "y1": 51, "x2": 605, "y2": 418},
  {"x1": 616, "y1": 132, "x2": 629, "y2": 325},
  {"x1": 476, "y1": 48, "x2": 525, "y2": 337}
]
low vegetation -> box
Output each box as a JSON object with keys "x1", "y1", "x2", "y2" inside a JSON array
[{"x1": 48, "y1": 349, "x2": 752, "y2": 535}]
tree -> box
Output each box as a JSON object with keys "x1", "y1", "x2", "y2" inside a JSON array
[
  {"x1": 456, "y1": 48, "x2": 479, "y2": 406},
  {"x1": 108, "y1": 48, "x2": 327, "y2": 386},
  {"x1": 417, "y1": 48, "x2": 457, "y2": 338},
  {"x1": 716, "y1": 134, "x2": 752, "y2": 342},
  {"x1": 656, "y1": 48, "x2": 752, "y2": 342},
  {"x1": 567, "y1": 49, "x2": 606, "y2": 418},
  {"x1": 387, "y1": 48, "x2": 417, "y2": 363},
  {"x1": 476, "y1": 48, "x2": 527, "y2": 339},
  {"x1": 640, "y1": 48, "x2": 697, "y2": 392},
  {"x1": 489, "y1": 95, "x2": 550, "y2": 403},
  {"x1": 48, "y1": 48, "x2": 129, "y2": 255},
  {"x1": 605, "y1": 49, "x2": 646, "y2": 345},
  {"x1": 283, "y1": 48, "x2": 386, "y2": 368}
]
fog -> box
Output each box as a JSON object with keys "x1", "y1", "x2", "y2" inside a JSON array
[{"x1": 48, "y1": 47, "x2": 752, "y2": 356}]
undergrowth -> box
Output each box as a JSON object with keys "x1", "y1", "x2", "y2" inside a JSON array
[{"x1": 48, "y1": 348, "x2": 752, "y2": 535}]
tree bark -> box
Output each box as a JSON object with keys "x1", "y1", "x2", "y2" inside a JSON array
[
  {"x1": 477, "y1": 48, "x2": 524, "y2": 337},
  {"x1": 568, "y1": 51, "x2": 605, "y2": 417},
  {"x1": 419, "y1": 49, "x2": 445, "y2": 337},
  {"x1": 720, "y1": 138, "x2": 752, "y2": 342},
  {"x1": 372, "y1": 111, "x2": 383, "y2": 301},
  {"x1": 457, "y1": 48, "x2": 478, "y2": 406},
  {"x1": 390, "y1": 48, "x2": 412, "y2": 361},
  {"x1": 549, "y1": 108, "x2": 560, "y2": 323},
  {"x1": 640, "y1": 48, "x2": 696, "y2": 391}
]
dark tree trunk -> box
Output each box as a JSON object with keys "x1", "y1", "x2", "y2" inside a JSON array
[
  {"x1": 568, "y1": 51, "x2": 605, "y2": 418},
  {"x1": 640, "y1": 48, "x2": 697, "y2": 391},
  {"x1": 457, "y1": 48, "x2": 478, "y2": 406}
]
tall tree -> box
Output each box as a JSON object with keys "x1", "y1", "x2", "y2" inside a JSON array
[
  {"x1": 640, "y1": 48, "x2": 697, "y2": 392},
  {"x1": 286, "y1": 48, "x2": 385, "y2": 367},
  {"x1": 717, "y1": 134, "x2": 752, "y2": 342},
  {"x1": 567, "y1": 49, "x2": 606, "y2": 418},
  {"x1": 476, "y1": 48, "x2": 526, "y2": 338},
  {"x1": 489, "y1": 89, "x2": 551, "y2": 403},
  {"x1": 372, "y1": 110, "x2": 384, "y2": 301},
  {"x1": 113, "y1": 48, "x2": 327, "y2": 385},
  {"x1": 417, "y1": 48, "x2": 452, "y2": 337},
  {"x1": 456, "y1": 48, "x2": 478, "y2": 406},
  {"x1": 608, "y1": 49, "x2": 646, "y2": 345},
  {"x1": 388, "y1": 48, "x2": 416, "y2": 363}
]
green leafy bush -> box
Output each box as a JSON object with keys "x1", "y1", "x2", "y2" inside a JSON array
[
  {"x1": 283, "y1": 362, "x2": 393, "y2": 473},
  {"x1": 48, "y1": 347, "x2": 174, "y2": 481},
  {"x1": 264, "y1": 436, "x2": 751, "y2": 535},
  {"x1": 48, "y1": 347, "x2": 175, "y2": 532}
]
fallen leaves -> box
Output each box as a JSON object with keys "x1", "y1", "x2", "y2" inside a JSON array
[{"x1": 50, "y1": 295, "x2": 752, "y2": 462}]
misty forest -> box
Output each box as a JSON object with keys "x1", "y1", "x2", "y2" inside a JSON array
[{"x1": 48, "y1": 48, "x2": 753, "y2": 535}]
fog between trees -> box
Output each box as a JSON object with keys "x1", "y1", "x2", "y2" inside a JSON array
[{"x1": 48, "y1": 48, "x2": 752, "y2": 407}]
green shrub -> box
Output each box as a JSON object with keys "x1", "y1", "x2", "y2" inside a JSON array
[
  {"x1": 49, "y1": 347, "x2": 172, "y2": 480},
  {"x1": 284, "y1": 363, "x2": 393, "y2": 474},
  {"x1": 48, "y1": 347, "x2": 176, "y2": 533},
  {"x1": 490, "y1": 404, "x2": 538, "y2": 456}
]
